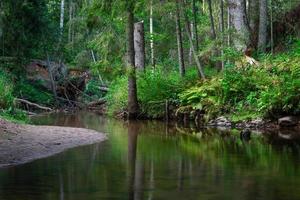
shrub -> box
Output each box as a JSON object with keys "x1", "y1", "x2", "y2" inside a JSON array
[
  {"x1": 0, "y1": 71, "x2": 14, "y2": 109},
  {"x1": 14, "y1": 80, "x2": 55, "y2": 106},
  {"x1": 106, "y1": 67, "x2": 199, "y2": 118}
]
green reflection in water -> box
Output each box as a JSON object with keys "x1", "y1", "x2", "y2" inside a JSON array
[{"x1": 0, "y1": 112, "x2": 299, "y2": 200}]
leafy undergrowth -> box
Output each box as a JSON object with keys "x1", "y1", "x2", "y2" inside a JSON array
[
  {"x1": 179, "y1": 41, "x2": 300, "y2": 122},
  {"x1": 106, "y1": 67, "x2": 215, "y2": 118}
]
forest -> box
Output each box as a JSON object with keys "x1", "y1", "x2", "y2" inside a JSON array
[
  {"x1": 2, "y1": 0, "x2": 300, "y2": 199},
  {"x1": 0, "y1": 0, "x2": 300, "y2": 125}
]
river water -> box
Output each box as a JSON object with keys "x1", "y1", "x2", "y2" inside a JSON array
[{"x1": 0, "y1": 112, "x2": 300, "y2": 200}]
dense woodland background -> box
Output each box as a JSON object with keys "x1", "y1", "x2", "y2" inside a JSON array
[{"x1": 1, "y1": 0, "x2": 300, "y2": 123}]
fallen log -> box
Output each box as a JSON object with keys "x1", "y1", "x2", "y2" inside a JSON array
[
  {"x1": 15, "y1": 98, "x2": 53, "y2": 111},
  {"x1": 87, "y1": 99, "x2": 107, "y2": 107}
]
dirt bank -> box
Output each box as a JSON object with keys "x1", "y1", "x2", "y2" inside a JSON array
[{"x1": 0, "y1": 119, "x2": 107, "y2": 168}]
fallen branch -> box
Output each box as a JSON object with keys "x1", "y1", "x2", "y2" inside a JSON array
[
  {"x1": 15, "y1": 98, "x2": 53, "y2": 111},
  {"x1": 87, "y1": 99, "x2": 107, "y2": 107}
]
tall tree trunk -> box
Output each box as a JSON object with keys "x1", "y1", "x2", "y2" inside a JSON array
[
  {"x1": 189, "y1": 22, "x2": 194, "y2": 65},
  {"x1": 207, "y1": 0, "x2": 216, "y2": 39},
  {"x1": 228, "y1": 0, "x2": 250, "y2": 52},
  {"x1": 192, "y1": 0, "x2": 199, "y2": 52},
  {"x1": 258, "y1": 0, "x2": 267, "y2": 52},
  {"x1": 183, "y1": 10, "x2": 206, "y2": 79},
  {"x1": 220, "y1": 0, "x2": 225, "y2": 70},
  {"x1": 175, "y1": 0, "x2": 185, "y2": 77},
  {"x1": 68, "y1": 0, "x2": 73, "y2": 43},
  {"x1": 270, "y1": 0, "x2": 274, "y2": 54},
  {"x1": 126, "y1": 1, "x2": 139, "y2": 119},
  {"x1": 150, "y1": 0, "x2": 155, "y2": 67},
  {"x1": 60, "y1": 0, "x2": 65, "y2": 36},
  {"x1": 249, "y1": 0, "x2": 259, "y2": 48},
  {"x1": 227, "y1": 2, "x2": 231, "y2": 46},
  {"x1": 134, "y1": 21, "x2": 145, "y2": 71}
]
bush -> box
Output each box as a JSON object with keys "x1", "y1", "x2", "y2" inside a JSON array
[
  {"x1": 106, "y1": 67, "x2": 199, "y2": 118},
  {"x1": 0, "y1": 71, "x2": 14, "y2": 109},
  {"x1": 14, "y1": 80, "x2": 55, "y2": 106},
  {"x1": 179, "y1": 41, "x2": 300, "y2": 121}
]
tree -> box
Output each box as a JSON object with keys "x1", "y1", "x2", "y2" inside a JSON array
[
  {"x1": 134, "y1": 21, "x2": 145, "y2": 71},
  {"x1": 228, "y1": 0, "x2": 250, "y2": 51},
  {"x1": 126, "y1": 0, "x2": 139, "y2": 119},
  {"x1": 182, "y1": 1, "x2": 205, "y2": 79},
  {"x1": 175, "y1": 0, "x2": 185, "y2": 77},
  {"x1": 150, "y1": 0, "x2": 155, "y2": 67},
  {"x1": 258, "y1": 0, "x2": 268, "y2": 52},
  {"x1": 207, "y1": 0, "x2": 216, "y2": 39},
  {"x1": 220, "y1": 0, "x2": 225, "y2": 69},
  {"x1": 249, "y1": 0, "x2": 259, "y2": 48}
]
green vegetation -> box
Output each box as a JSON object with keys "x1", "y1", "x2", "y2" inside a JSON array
[
  {"x1": 180, "y1": 41, "x2": 300, "y2": 121},
  {"x1": 1, "y1": 0, "x2": 300, "y2": 123}
]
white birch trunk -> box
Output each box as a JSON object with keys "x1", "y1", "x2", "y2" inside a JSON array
[
  {"x1": 150, "y1": 0, "x2": 155, "y2": 67},
  {"x1": 60, "y1": 0, "x2": 65, "y2": 33}
]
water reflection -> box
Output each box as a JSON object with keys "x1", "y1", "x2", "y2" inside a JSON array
[{"x1": 0, "y1": 112, "x2": 299, "y2": 199}]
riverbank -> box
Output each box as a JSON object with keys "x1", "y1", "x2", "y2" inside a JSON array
[{"x1": 0, "y1": 119, "x2": 107, "y2": 168}]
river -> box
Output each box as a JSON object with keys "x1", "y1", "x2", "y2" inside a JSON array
[{"x1": 0, "y1": 111, "x2": 300, "y2": 200}]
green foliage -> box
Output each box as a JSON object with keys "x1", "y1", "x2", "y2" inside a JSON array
[
  {"x1": 106, "y1": 76, "x2": 128, "y2": 116},
  {"x1": 106, "y1": 67, "x2": 199, "y2": 118},
  {"x1": 0, "y1": 71, "x2": 14, "y2": 109},
  {"x1": 14, "y1": 80, "x2": 55, "y2": 106},
  {"x1": 82, "y1": 79, "x2": 106, "y2": 102},
  {"x1": 179, "y1": 41, "x2": 300, "y2": 121},
  {"x1": 0, "y1": 108, "x2": 28, "y2": 124}
]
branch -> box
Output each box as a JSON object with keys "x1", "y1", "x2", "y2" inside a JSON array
[{"x1": 15, "y1": 98, "x2": 53, "y2": 111}]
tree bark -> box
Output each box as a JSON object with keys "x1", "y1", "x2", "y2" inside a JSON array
[
  {"x1": 60, "y1": 0, "x2": 65, "y2": 35},
  {"x1": 249, "y1": 0, "x2": 259, "y2": 48},
  {"x1": 220, "y1": 0, "x2": 225, "y2": 70},
  {"x1": 258, "y1": 0, "x2": 268, "y2": 52},
  {"x1": 175, "y1": 0, "x2": 185, "y2": 77},
  {"x1": 68, "y1": 0, "x2": 73, "y2": 43},
  {"x1": 228, "y1": 0, "x2": 250, "y2": 52},
  {"x1": 134, "y1": 21, "x2": 145, "y2": 71},
  {"x1": 150, "y1": 0, "x2": 155, "y2": 67},
  {"x1": 126, "y1": 1, "x2": 139, "y2": 119},
  {"x1": 207, "y1": 0, "x2": 216, "y2": 39},
  {"x1": 183, "y1": 12, "x2": 206, "y2": 79},
  {"x1": 192, "y1": 0, "x2": 199, "y2": 52}
]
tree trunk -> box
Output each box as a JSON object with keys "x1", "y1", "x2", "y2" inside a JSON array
[
  {"x1": 126, "y1": 2, "x2": 139, "y2": 119},
  {"x1": 134, "y1": 21, "x2": 145, "y2": 71},
  {"x1": 258, "y1": 0, "x2": 268, "y2": 52},
  {"x1": 68, "y1": 0, "x2": 73, "y2": 43},
  {"x1": 183, "y1": 12, "x2": 206, "y2": 79},
  {"x1": 189, "y1": 22, "x2": 194, "y2": 65},
  {"x1": 249, "y1": 0, "x2": 259, "y2": 48},
  {"x1": 150, "y1": 0, "x2": 155, "y2": 67},
  {"x1": 228, "y1": 0, "x2": 250, "y2": 52},
  {"x1": 60, "y1": 0, "x2": 65, "y2": 35},
  {"x1": 220, "y1": 0, "x2": 225, "y2": 70},
  {"x1": 207, "y1": 0, "x2": 216, "y2": 39},
  {"x1": 175, "y1": 0, "x2": 185, "y2": 77},
  {"x1": 227, "y1": 3, "x2": 231, "y2": 46},
  {"x1": 192, "y1": 0, "x2": 199, "y2": 52}
]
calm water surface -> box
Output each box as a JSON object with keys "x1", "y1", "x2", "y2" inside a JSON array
[{"x1": 1, "y1": 112, "x2": 300, "y2": 200}]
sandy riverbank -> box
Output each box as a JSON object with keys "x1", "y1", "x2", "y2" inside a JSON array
[{"x1": 0, "y1": 119, "x2": 107, "y2": 167}]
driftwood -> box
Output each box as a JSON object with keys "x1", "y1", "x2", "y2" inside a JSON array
[
  {"x1": 15, "y1": 98, "x2": 53, "y2": 111},
  {"x1": 87, "y1": 99, "x2": 107, "y2": 107}
]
